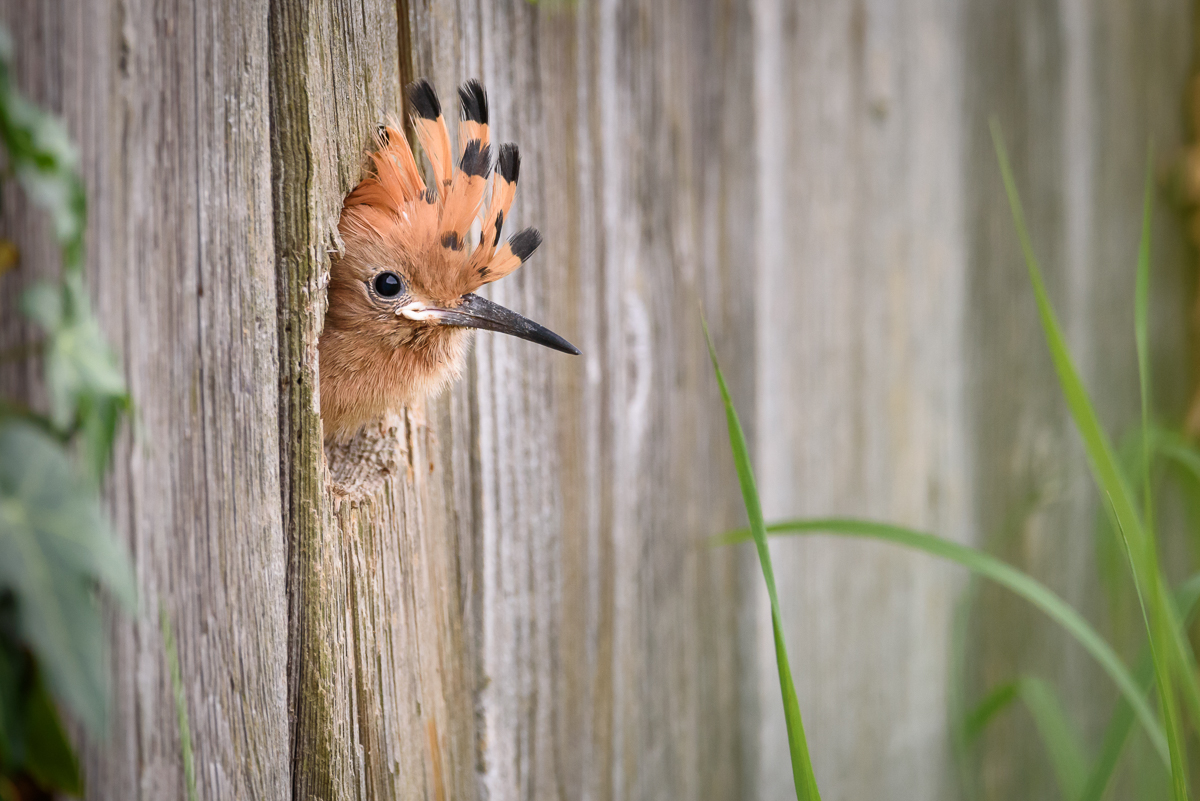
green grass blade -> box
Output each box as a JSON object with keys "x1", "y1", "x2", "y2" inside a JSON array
[
  {"x1": 1135, "y1": 145, "x2": 1155, "y2": 538},
  {"x1": 1126, "y1": 148, "x2": 1191, "y2": 799},
  {"x1": 1153, "y1": 428, "x2": 1200, "y2": 485},
  {"x1": 991, "y1": 121, "x2": 1188, "y2": 795},
  {"x1": 1130, "y1": 159, "x2": 1200, "y2": 733},
  {"x1": 703, "y1": 318, "x2": 821, "y2": 801},
  {"x1": 713, "y1": 518, "x2": 1168, "y2": 763},
  {"x1": 963, "y1": 680, "x2": 1020, "y2": 741},
  {"x1": 1080, "y1": 573, "x2": 1200, "y2": 801},
  {"x1": 1017, "y1": 676, "x2": 1088, "y2": 801},
  {"x1": 1114, "y1": 507, "x2": 1188, "y2": 801},
  {"x1": 950, "y1": 580, "x2": 984, "y2": 801},
  {"x1": 965, "y1": 676, "x2": 1090, "y2": 801},
  {"x1": 988, "y1": 121, "x2": 1142, "y2": 599},
  {"x1": 161, "y1": 606, "x2": 197, "y2": 801}
]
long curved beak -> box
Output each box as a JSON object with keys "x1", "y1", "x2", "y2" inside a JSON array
[{"x1": 433, "y1": 293, "x2": 581, "y2": 355}]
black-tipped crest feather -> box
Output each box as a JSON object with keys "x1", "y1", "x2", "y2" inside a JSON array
[
  {"x1": 407, "y1": 79, "x2": 441, "y2": 120},
  {"x1": 497, "y1": 143, "x2": 521, "y2": 183},
  {"x1": 509, "y1": 227, "x2": 542, "y2": 262},
  {"x1": 460, "y1": 139, "x2": 493, "y2": 178},
  {"x1": 493, "y1": 210, "x2": 505, "y2": 246},
  {"x1": 458, "y1": 80, "x2": 488, "y2": 124}
]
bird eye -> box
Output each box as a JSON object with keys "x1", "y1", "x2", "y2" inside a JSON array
[{"x1": 373, "y1": 271, "x2": 404, "y2": 298}]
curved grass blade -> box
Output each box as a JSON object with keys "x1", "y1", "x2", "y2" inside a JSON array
[
  {"x1": 1127, "y1": 152, "x2": 1195, "y2": 798},
  {"x1": 1080, "y1": 573, "x2": 1200, "y2": 801},
  {"x1": 991, "y1": 121, "x2": 1188, "y2": 796},
  {"x1": 1018, "y1": 676, "x2": 1088, "y2": 801},
  {"x1": 703, "y1": 317, "x2": 821, "y2": 801},
  {"x1": 967, "y1": 676, "x2": 1089, "y2": 801},
  {"x1": 1154, "y1": 428, "x2": 1200, "y2": 485},
  {"x1": 963, "y1": 680, "x2": 1019, "y2": 742},
  {"x1": 949, "y1": 578, "x2": 985, "y2": 800},
  {"x1": 161, "y1": 606, "x2": 197, "y2": 801},
  {"x1": 713, "y1": 518, "x2": 1168, "y2": 764}
]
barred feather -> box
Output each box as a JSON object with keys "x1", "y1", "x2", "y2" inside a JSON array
[
  {"x1": 337, "y1": 80, "x2": 539, "y2": 300},
  {"x1": 457, "y1": 79, "x2": 490, "y2": 153},
  {"x1": 321, "y1": 77, "x2": 572, "y2": 443},
  {"x1": 408, "y1": 79, "x2": 453, "y2": 200}
]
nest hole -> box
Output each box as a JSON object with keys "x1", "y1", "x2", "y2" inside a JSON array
[{"x1": 324, "y1": 410, "x2": 412, "y2": 497}]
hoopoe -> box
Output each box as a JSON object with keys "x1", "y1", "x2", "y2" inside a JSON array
[{"x1": 319, "y1": 79, "x2": 578, "y2": 443}]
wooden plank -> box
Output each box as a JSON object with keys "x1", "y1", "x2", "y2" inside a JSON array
[
  {"x1": 752, "y1": 2, "x2": 972, "y2": 797},
  {"x1": 0, "y1": 1, "x2": 291, "y2": 798},
  {"x1": 754, "y1": 1, "x2": 1194, "y2": 799},
  {"x1": 407, "y1": 1, "x2": 758, "y2": 798},
  {"x1": 271, "y1": 1, "x2": 479, "y2": 798},
  {"x1": 6, "y1": 2, "x2": 1192, "y2": 799},
  {"x1": 960, "y1": 2, "x2": 1193, "y2": 799}
]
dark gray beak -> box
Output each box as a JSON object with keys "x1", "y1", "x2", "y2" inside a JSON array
[{"x1": 434, "y1": 293, "x2": 581, "y2": 355}]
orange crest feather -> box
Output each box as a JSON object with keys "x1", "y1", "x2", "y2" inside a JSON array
[{"x1": 339, "y1": 79, "x2": 540, "y2": 301}]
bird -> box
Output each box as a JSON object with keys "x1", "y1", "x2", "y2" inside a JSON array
[{"x1": 319, "y1": 78, "x2": 579, "y2": 443}]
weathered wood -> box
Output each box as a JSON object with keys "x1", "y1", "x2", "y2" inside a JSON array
[
  {"x1": 271, "y1": 1, "x2": 478, "y2": 798},
  {"x1": 756, "y1": 1, "x2": 1193, "y2": 800},
  {"x1": 0, "y1": 1, "x2": 291, "y2": 799},
  {"x1": 270, "y1": 1, "x2": 756, "y2": 797},
  {"x1": 407, "y1": 1, "x2": 757, "y2": 798},
  {"x1": 961, "y1": 3, "x2": 1194, "y2": 799},
  {"x1": 2, "y1": 2, "x2": 1195, "y2": 799},
  {"x1": 752, "y1": 3, "x2": 971, "y2": 797}
]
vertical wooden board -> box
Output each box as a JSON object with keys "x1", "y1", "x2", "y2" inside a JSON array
[
  {"x1": 752, "y1": 0, "x2": 1193, "y2": 799},
  {"x1": 958, "y1": 3, "x2": 1093, "y2": 797},
  {"x1": 408, "y1": 1, "x2": 756, "y2": 798},
  {"x1": 270, "y1": 2, "x2": 399, "y2": 796},
  {"x1": 0, "y1": 1, "x2": 291, "y2": 799},
  {"x1": 960, "y1": 1, "x2": 1193, "y2": 799},
  {"x1": 752, "y1": 1, "x2": 969, "y2": 799},
  {"x1": 272, "y1": 1, "x2": 479, "y2": 798}
]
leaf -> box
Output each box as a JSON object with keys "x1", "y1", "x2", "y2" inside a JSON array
[
  {"x1": 963, "y1": 680, "x2": 1019, "y2": 741},
  {"x1": 703, "y1": 316, "x2": 822, "y2": 801},
  {"x1": 0, "y1": 421, "x2": 135, "y2": 734},
  {"x1": 161, "y1": 607, "x2": 197, "y2": 801},
  {"x1": 21, "y1": 275, "x2": 128, "y2": 437},
  {"x1": 713, "y1": 518, "x2": 1169, "y2": 764},
  {"x1": 0, "y1": 38, "x2": 86, "y2": 269},
  {"x1": 1016, "y1": 676, "x2": 1087, "y2": 801},
  {"x1": 992, "y1": 122, "x2": 1192, "y2": 798},
  {"x1": 21, "y1": 672, "x2": 82, "y2": 794},
  {"x1": 1079, "y1": 572, "x2": 1200, "y2": 801},
  {"x1": 19, "y1": 283, "x2": 63, "y2": 331}
]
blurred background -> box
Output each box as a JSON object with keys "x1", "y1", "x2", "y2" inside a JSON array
[{"x1": 0, "y1": 1, "x2": 1197, "y2": 800}]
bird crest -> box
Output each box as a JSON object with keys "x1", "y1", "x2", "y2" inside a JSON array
[
  {"x1": 319, "y1": 79, "x2": 576, "y2": 445},
  {"x1": 338, "y1": 79, "x2": 541, "y2": 304}
]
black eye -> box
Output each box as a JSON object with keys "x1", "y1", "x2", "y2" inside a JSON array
[{"x1": 373, "y1": 271, "x2": 404, "y2": 298}]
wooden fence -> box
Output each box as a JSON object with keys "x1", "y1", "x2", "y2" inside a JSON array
[{"x1": 0, "y1": 1, "x2": 1193, "y2": 799}]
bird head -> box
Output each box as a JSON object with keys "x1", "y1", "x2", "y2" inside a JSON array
[{"x1": 319, "y1": 79, "x2": 578, "y2": 443}]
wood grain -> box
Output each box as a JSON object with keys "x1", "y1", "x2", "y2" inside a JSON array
[
  {"x1": 0, "y1": 1, "x2": 1194, "y2": 799},
  {"x1": 961, "y1": 3, "x2": 1194, "y2": 799},
  {"x1": 756, "y1": 1, "x2": 1192, "y2": 800},
  {"x1": 271, "y1": 1, "x2": 478, "y2": 798},
  {"x1": 407, "y1": 1, "x2": 757, "y2": 798},
  {"x1": 0, "y1": 1, "x2": 291, "y2": 798}
]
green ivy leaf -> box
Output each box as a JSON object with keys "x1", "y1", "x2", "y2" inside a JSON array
[
  {"x1": 21, "y1": 276, "x2": 127, "y2": 438},
  {"x1": 0, "y1": 635, "x2": 18, "y2": 771},
  {"x1": 20, "y1": 671, "x2": 81, "y2": 794},
  {"x1": 0, "y1": 31, "x2": 86, "y2": 269},
  {"x1": 0, "y1": 421, "x2": 135, "y2": 734}
]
